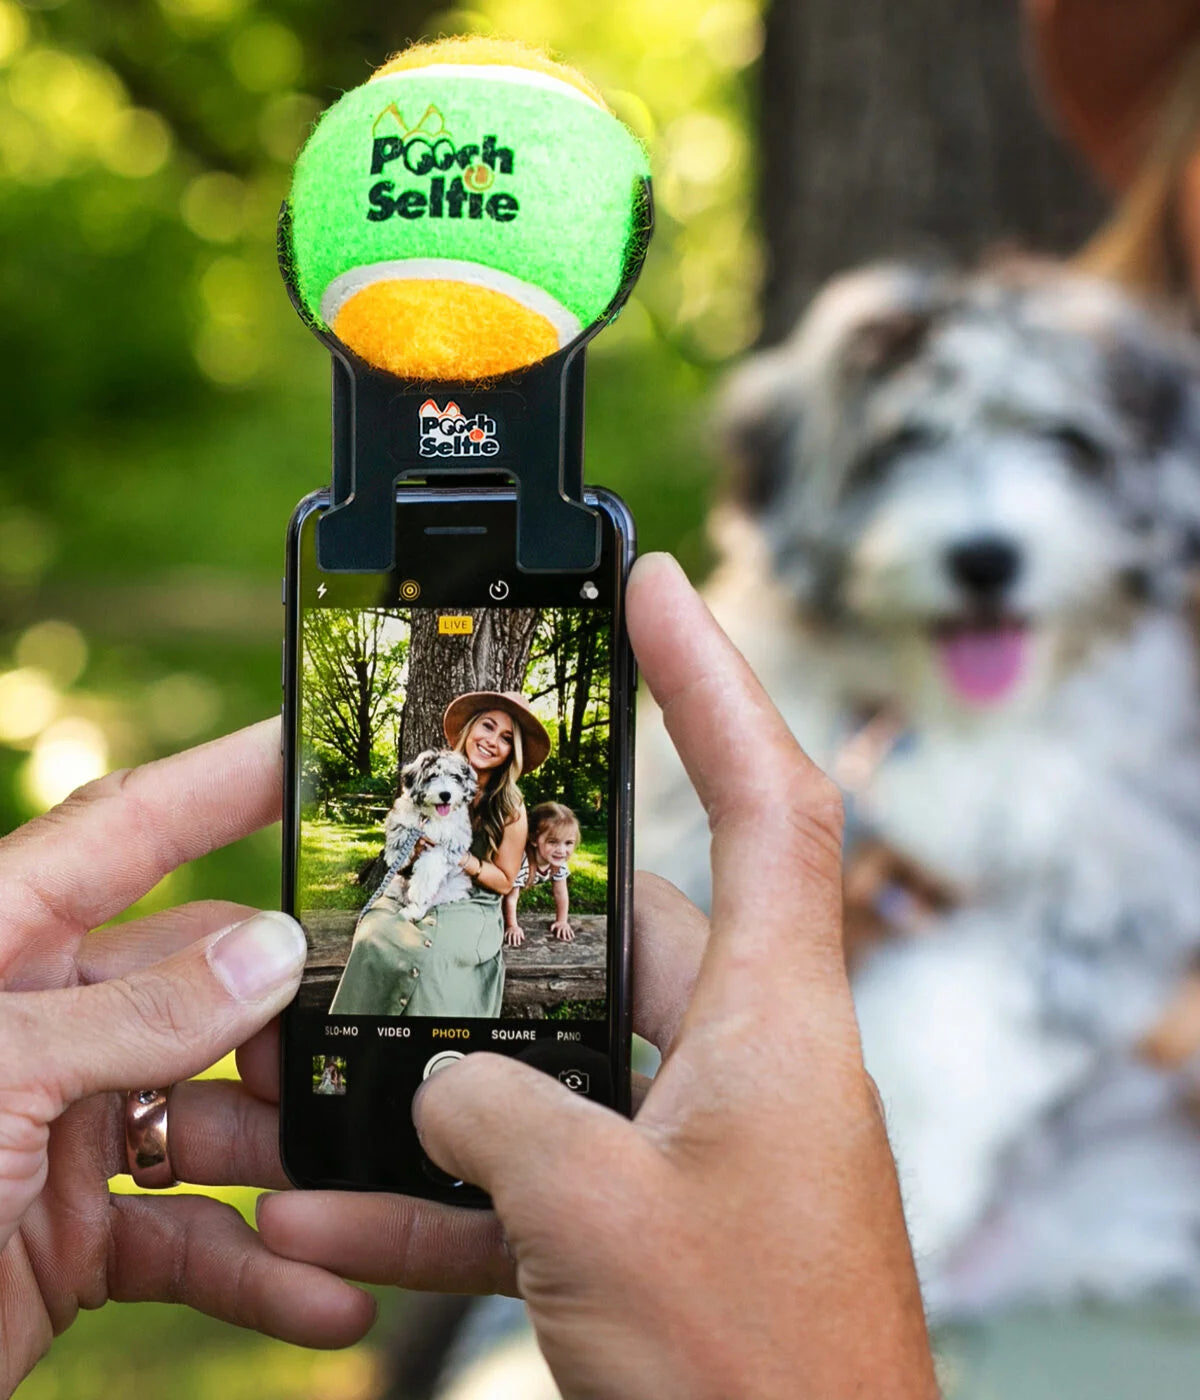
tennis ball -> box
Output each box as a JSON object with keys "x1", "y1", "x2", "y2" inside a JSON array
[{"x1": 284, "y1": 36, "x2": 651, "y2": 381}]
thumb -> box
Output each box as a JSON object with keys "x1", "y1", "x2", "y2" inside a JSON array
[
  {"x1": 413, "y1": 1053, "x2": 630, "y2": 1213},
  {"x1": 17, "y1": 912, "x2": 307, "y2": 1107}
]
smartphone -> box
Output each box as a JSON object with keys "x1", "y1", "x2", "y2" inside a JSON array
[{"x1": 279, "y1": 484, "x2": 634, "y2": 1203}]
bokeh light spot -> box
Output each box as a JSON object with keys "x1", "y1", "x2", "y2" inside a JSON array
[
  {"x1": 0, "y1": 2, "x2": 30, "y2": 66},
  {"x1": 158, "y1": 0, "x2": 247, "y2": 28},
  {"x1": 0, "y1": 668, "x2": 58, "y2": 743},
  {"x1": 0, "y1": 509, "x2": 57, "y2": 582},
  {"x1": 258, "y1": 91, "x2": 320, "y2": 163},
  {"x1": 21, "y1": 717, "x2": 109, "y2": 811},
  {"x1": 10, "y1": 47, "x2": 126, "y2": 144},
  {"x1": 0, "y1": 109, "x2": 41, "y2": 180},
  {"x1": 181, "y1": 171, "x2": 246, "y2": 242},
  {"x1": 193, "y1": 320, "x2": 261, "y2": 384},
  {"x1": 15, "y1": 620, "x2": 88, "y2": 687},
  {"x1": 665, "y1": 112, "x2": 740, "y2": 187},
  {"x1": 607, "y1": 88, "x2": 656, "y2": 144},
  {"x1": 229, "y1": 20, "x2": 303, "y2": 93},
  {"x1": 145, "y1": 672, "x2": 223, "y2": 742},
  {"x1": 199, "y1": 254, "x2": 258, "y2": 325},
  {"x1": 98, "y1": 107, "x2": 173, "y2": 178},
  {"x1": 698, "y1": 0, "x2": 764, "y2": 70}
]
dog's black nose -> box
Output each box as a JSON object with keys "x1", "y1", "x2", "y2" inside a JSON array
[
  {"x1": 945, "y1": 537, "x2": 1021, "y2": 597},
  {"x1": 437, "y1": 790, "x2": 451, "y2": 803}
]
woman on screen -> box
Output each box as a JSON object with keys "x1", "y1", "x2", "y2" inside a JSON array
[{"x1": 328, "y1": 691, "x2": 550, "y2": 1017}]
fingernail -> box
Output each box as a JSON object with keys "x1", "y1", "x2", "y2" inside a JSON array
[
  {"x1": 208, "y1": 912, "x2": 307, "y2": 1002},
  {"x1": 641, "y1": 550, "x2": 688, "y2": 577}
]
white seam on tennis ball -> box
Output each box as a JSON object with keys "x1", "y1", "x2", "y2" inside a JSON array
[
  {"x1": 369, "y1": 64, "x2": 603, "y2": 109},
  {"x1": 321, "y1": 259, "x2": 584, "y2": 344}
]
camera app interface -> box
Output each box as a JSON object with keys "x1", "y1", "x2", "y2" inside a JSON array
[{"x1": 282, "y1": 495, "x2": 627, "y2": 1194}]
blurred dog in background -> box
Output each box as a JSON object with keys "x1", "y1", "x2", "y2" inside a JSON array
[{"x1": 637, "y1": 259, "x2": 1200, "y2": 1314}]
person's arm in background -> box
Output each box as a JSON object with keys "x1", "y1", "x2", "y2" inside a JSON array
[
  {"x1": 259, "y1": 554, "x2": 938, "y2": 1400},
  {"x1": 503, "y1": 882, "x2": 525, "y2": 945},
  {"x1": 468, "y1": 806, "x2": 527, "y2": 896},
  {"x1": 0, "y1": 722, "x2": 374, "y2": 1396}
]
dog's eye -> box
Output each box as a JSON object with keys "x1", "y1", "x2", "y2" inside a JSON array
[
  {"x1": 849, "y1": 425, "x2": 938, "y2": 489},
  {"x1": 1043, "y1": 424, "x2": 1109, "y2": 478}
]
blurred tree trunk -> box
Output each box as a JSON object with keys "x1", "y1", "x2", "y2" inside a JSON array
[{"x1": 758, "y1": 0, "x2": 1109, "y2": 341}]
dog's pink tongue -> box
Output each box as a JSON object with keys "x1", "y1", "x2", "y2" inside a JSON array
[
  {"x1": 435, "y1": 803, "x2": 451, "y2": 816},
  {"x1": 938, "y1": 625, "x2": 1028, "y2": 705}
]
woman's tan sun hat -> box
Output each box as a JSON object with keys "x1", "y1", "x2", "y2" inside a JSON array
[
  {"x1": 443, "y1": 691, "x2": 552, "y2": 773},
  {"x1": 1028, "y1": 0, "x2": 1200, "y2": 190}
]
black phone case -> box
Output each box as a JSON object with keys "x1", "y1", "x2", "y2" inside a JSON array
[{"x1": 278, "y1": 486, "x2": 635, "y2": 1205}]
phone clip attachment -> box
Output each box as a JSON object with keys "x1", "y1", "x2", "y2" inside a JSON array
[{"x1": 278, "y1": 179, "x2": 652, "y2": 575}]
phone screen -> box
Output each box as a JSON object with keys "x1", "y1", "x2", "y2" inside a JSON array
[{"x1": 280, "y1": 488, "x2": 633, "y2": 1200}]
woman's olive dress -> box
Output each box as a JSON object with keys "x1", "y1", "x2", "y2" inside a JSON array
[{"x1": 328, "y1": 831, "x2": 504, "y2": 1016}]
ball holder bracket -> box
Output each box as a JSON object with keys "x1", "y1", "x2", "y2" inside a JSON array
[{"x1": 277, "y1": 177, "x2": 653, "y2": 575}]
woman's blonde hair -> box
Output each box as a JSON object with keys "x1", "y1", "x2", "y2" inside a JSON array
[{"x1": 453, "y1": 709, "x2": 525, "y2": 857}]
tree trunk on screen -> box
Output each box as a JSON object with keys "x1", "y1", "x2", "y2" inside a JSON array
[
  {"x1": 397, "y1": 608, "x2": 540, "y2": 770},
  {"x1": 566, "y1": 612, "x2": 599, "y2": 768},
  {"x1": 758, "y1": 0, "x2": 1109, "y2": 341}
]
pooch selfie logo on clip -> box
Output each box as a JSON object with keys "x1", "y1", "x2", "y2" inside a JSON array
[
  {"x1": 418, "y1": 399, "x2": 501, "y2": 458},
  {"x1": 367, "y1": 103, "x2": 518, "y2": 223}
]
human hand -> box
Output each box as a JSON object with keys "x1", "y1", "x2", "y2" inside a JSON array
[
  {"x1": 0, "y1": 721, "x2": 374, "y2": 1395},
  {"x1": 393, "y1": 833, "x2": 434, "y2": 873},
  {"x1": 549, "y1": 918, "x2": 574, "y2": 942},
  {"x1": 504, "y1": 923, "x2": 526, "y2": 947},
  {"x1": 257, "y1": 555, "x2": 935, "y2": 1399}
]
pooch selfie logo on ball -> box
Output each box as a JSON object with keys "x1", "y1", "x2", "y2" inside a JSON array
[
  {"x1": 367, "y1": 102, "x2": 519, "y2": 224},
  {"x1": 418, "y1": 398, "x2": 501, "y2": 458}
]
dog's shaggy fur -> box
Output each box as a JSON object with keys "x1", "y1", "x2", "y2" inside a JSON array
[
  {"x1": 638, "y1": 259, "x2": 1200, "y2": 1315},
  {"x1": 383, "y1": 748, "x2": 477, "y2": 922}
]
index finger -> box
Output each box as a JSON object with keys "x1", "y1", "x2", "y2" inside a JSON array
[
  {"x1": 627, "y1": 554, "x2": 845, "y2": 998},
  {"x1": 0, "y1": 719, "x2": 283, "y2": 974}
]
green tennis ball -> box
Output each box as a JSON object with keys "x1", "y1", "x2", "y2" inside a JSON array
[{"x1": 284, "y1": 36, "x2": 651, "y2": 381}]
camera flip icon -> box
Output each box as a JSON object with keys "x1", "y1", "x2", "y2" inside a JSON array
[{"x1": 559, "y1": 1069, "x2": 590, "y2": 1094}]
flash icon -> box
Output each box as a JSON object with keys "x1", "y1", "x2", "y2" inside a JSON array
[{"x1": 316, "y1": 583, "x2": 327, "y2": 599}]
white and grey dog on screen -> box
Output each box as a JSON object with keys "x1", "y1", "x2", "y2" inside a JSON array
[
  {"x1": 638, "y1": 259, "x2": 1200, "y2": 1314},
  {"x1": 380, "y1": 748, "x2": 477, "y2": 923}
]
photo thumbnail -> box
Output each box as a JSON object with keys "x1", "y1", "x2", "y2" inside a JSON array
[{"x1": 312, "y1": 1055, "x2": 347, "y2": 1096}]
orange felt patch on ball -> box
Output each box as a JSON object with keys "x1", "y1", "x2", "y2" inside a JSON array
[
  {"x1": 370, "y1": 35, "x2": 608, "y2": 109},
  {"x1": 331, "y1": 279, "x2": 560, "y2": 381}
]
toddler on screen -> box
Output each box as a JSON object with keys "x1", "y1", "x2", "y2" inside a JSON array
[{"x1": 503, "y1": 802, "x2": 580, "y2": 946}]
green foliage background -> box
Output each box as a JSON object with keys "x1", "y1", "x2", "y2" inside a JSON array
[{"x1": 0, "y1": 0, "x2": 762, "y2": 1392}]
